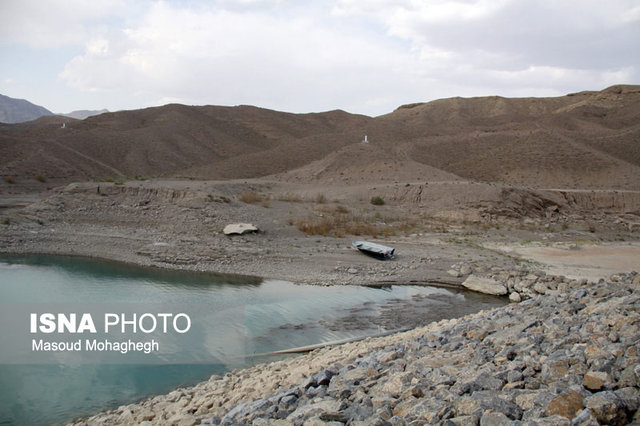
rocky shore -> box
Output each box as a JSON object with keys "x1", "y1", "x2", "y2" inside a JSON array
[{"x1": 71, "y1": 270, "x2": 640, "y2": 425}]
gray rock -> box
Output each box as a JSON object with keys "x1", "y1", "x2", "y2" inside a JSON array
[
  {"x1": 479, "y1": 410, "x2": 510, "y2": 425},
  {"x1": 585, "y1": 391, "x2": 629, "y2": 425},
  {"x1": 534, "y1": 415, "x2": 571, "y2": 425},
  {"x1": 407, "y1": 398, "x2": 451, "y2": 423},
  {"x1": 286, "y1": 398, "x2": 344, "y2": 423},
  {"x1": 220, "y1": 398, "x2": 271, "y2": 424},
  {"x1": 470, "y1": 391, "x2": 523, "y2": 420},
  {"x1": 444, "y1": 415, "x2": 480, "y2": 426},
  {"x1": 306, "y1": 385, "x2": 328, "y2": 398},
  {"x1": 359, "y1": 417, "x2": 393, "y2": 426},
  {"x1": 614, "y1": 386, "x2": 640, "y2": 413},
  {"x1": 462, "y1": 275, "x2": 508, "y2": 296},
  {"x1": 540, "y1": 359, "x2": 569, "y2": 384},
  {"x1": 507, "y1": 370, "x2": 524, "y2": 383},
  {"x1": 466, "y1": 372, "x2": 505, "y2": 392},
  {"x1": 387, "y1": 415, "x2": 408, "y2": 425},
  {"x1": 342, "y1": 404, "x2": 374, "y2": 422},
  {"x1": 327, "y1": 378, "x2": 352, "y2": 399},
  {"x1": 571, "y1": 408, "x2": 599, "y2": 426},
  {"x1": 617, "y1": 363, "x2": 640, "y2": 387},
  {"x1": 280, "y1": 394, "x2": 298, "y2": 407},
  {"x1": 313, "y1": 369, "x2": 336, "y2": 386},
  {"x1": 305, "y1": 417, "x2": 344, "y2": 426},
  {"x1": 302, "y1": 375, "x2": 317, "y2": 389}
]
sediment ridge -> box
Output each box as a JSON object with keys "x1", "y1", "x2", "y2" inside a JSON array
[{"x1": 71, "y1": 270, "x2": 640, "y2": 425}]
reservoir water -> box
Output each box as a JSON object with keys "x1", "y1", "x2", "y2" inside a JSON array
[{"x1": 0, "y1": 255, "x2": 507, "y2": 425}]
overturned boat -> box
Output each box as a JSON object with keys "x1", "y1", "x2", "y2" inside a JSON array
[{"x1": 352, "y1": 240, "x2": 395, "y2": 260}]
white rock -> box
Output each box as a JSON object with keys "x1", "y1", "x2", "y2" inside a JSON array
[
  {"x1": 223, "y1": 223, "x2": 259, "y2": 235},
  {"x1": 533, "y1": 282, "x2": 548, "y2": 295},
  {"x1": 447, "y1": 269, "x2": 462, "y2": 277},
  {"x1": 462, "y1": 275, "x2": 508, "y2": 296},
  {"x1": 509, "y1": 292, "x2": 522, "y2": 303}
]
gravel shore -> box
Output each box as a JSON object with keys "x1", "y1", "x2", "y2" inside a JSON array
[{"x1": 70, "y1": 271, "x2": 640, "y2": 425}]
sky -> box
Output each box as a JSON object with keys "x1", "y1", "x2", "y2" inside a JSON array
[{"x1": 1, "y1": 0, "x2": 639, "y2": 117}]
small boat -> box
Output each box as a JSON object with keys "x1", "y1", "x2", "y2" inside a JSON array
[{"x1": 352, "y1": 240, "x2": 395, "y2": 260}]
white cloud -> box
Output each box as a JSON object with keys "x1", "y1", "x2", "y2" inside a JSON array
[
  {"x1": 332, "y1": 0, "x2": 640, "y2": 107},
  {"x1": 0, "y1": 0, "x2": 132, "y2": 48},
  {"x1": 59, "y1": 1, "x2": 415, "y2": 113},
  {"x1": 2, "y1": 0, "x2": 636, "y2": 115},
  {"x1": 334, "y1": 0, "x2": 640, "y2": 68}
]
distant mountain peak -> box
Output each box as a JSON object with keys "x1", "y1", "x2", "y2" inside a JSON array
[
  {"x1": 60, "y1": 109, "x2": 109, "y2": 120},
  {"x1": 0, "y1": 94, "x2": 53, "y2": 123}
]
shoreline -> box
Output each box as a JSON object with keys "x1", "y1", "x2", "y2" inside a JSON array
[
  {"x1": 69, "y1": 270, "x2": 640, "y2": 425},
  {"x1": 0, "y1": 217, "x2": 480, "y2": 288},
  {"x1": 0, "y1": 248, "x2": 468, "y2": 293},
  {"x1": 0, "y1": 249, "x2": 266, "y2": 284}
]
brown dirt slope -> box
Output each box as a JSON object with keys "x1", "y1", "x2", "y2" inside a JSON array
[
  {"x1": 0, "y1": 105, "x2": 371, "y2": 181},
  {"x1": 376, "y1": 84, "x2": 640, "y2": 189},
  {"x1": 1, "y1": 85, "x2": 638, "y2": 189},
  {"x1": 274, "y1": 142, "x2": 463, "y2": 184}
]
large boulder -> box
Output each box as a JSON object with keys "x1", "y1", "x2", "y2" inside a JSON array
[
  {"x1": 462, "y1": 275, "x2": 508, "y2": 296},
  {"x1": 223, "y1": 223, "x2": 259, "y2": 235}
]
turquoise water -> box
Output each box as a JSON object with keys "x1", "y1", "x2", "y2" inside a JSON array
[{"x1": 0, "y1": 255, "x2": 506, "y2": 425}]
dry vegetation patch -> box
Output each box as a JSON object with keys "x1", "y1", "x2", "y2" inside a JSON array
[
  {"x1": 238, "y1": 191, "x2": 265, "y2": 204},
  {"x1": 277, "y1": 192, "x2": 303, "y2": 202},
  {"x1": 293, "y1": 205, "x2": 440, "y2": 237}
]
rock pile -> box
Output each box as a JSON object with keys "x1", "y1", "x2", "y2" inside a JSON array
[
  {"x1": 73, "y1": 271, "x2": 640, "y2": 425},
  {"x1": 449, "y1": 262, "x2": 619, "y2": 303}
]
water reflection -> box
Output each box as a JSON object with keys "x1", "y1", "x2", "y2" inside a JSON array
[{"x1": 0, "y1": 255, "x2": 507, "y2": 425}]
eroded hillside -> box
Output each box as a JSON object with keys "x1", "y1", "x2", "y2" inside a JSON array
[{"x1": 1, "y1": 85, "x2": 639, "y2": 190}]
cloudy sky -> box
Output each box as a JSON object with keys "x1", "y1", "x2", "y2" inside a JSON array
[{"x1": 1, "y1": 0, "x2": 638, "y2": 116}]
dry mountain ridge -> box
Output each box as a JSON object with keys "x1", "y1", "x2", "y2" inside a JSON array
[
  {"x1": 376, "y1": 84, "x2": 640, "y2": 189},
  {"x1": 0, "y1": 104, "x2": 371, "y2": 182},
  {"x1": 0, "y1": 94, "x2": 53, "y2": 124},
  {"x1": 0, "y1": 85, "x2": 639, "y2": 189}
]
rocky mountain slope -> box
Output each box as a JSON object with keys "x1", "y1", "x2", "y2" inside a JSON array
[{"x1": 1, "y1": 85, "x2": 639, "y2": 189}]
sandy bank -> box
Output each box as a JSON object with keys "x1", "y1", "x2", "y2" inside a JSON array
[{"x1": 505, "y1": 243, "x2": 640, "y2": 281}]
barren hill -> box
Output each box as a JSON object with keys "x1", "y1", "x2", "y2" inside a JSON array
[
  {"x1": 1, "y1": 85, "x2": 639, "y2": 189},
  {"x1": 374, "y1": 84, "x2": 640, "y2": 189},
  {"x1": 0, "y1": 105, "x2": 371, "y2": 182}
]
